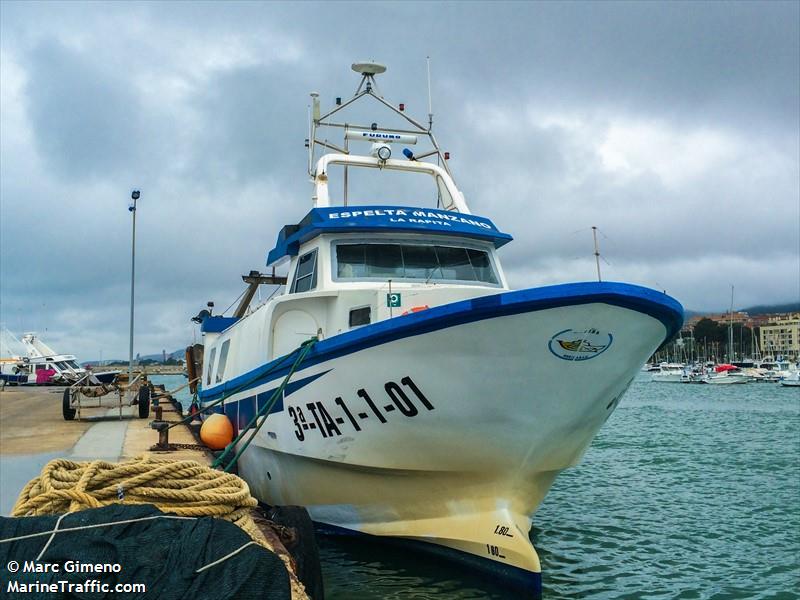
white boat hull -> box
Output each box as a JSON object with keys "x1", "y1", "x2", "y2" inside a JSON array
[
  {"x1": 201, "y1": 283, "x2": 681, "y2": 593},
  {"x1": 651, "y1": 372, "x2": 684, "y2": 383},
  {"x1": 780, "y1": 371, "x2": 800, "y2": 387},
  {"x1": 704, "y1": 373, "x2": 750, "y2": 384}
]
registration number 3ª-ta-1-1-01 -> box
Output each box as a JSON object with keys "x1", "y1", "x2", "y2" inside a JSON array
[{"x1": 288, "y1": 376, "x2": 434, "y2": 441}]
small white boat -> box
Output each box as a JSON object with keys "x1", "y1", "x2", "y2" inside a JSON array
[
  {"x1": 195, "y1": 62, "x2": 684, "y2": 595},
  {"x1": 1, "y1": 331, "x2": 118, "y2": 385},
  {"x1": 780, "y1": 370, "x2": 800, "y2": 387},
  {"x1": 759, "y1": 360, "x2": 795, "y2": 382},
  {"x1": 703, "y1": 372, "x2": 749, "y2": 385},
  {"x1": 19, "y1": 332, "x2": 88, "y2": 384},
  {"x1": 651, "y1": 363, "x2": 686, "y2": 383},
  {"x1": 699, "y1": 363, "x2": 751, "y2": 385}
]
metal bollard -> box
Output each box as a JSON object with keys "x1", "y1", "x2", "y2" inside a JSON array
[{"x1": 149, "y1": 420, "x2": 173, "y2": 451}]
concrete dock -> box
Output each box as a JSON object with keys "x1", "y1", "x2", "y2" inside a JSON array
[
  {"x1": 0, "y1": 385, "x2": 211, "y2": 515},
  {"x1": 0, "y1": 384, "x2": 318, "y2": 600}
]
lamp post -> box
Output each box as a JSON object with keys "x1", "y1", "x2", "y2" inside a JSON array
[{"x1": 128, "y1": 190, "x2": 140, "y2": 385}]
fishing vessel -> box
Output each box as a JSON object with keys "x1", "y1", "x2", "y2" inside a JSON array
[{"x1": 195, "y1": 62, "x2": 684, "y2": 595}]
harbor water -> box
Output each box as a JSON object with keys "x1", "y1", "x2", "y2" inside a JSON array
[{"x1": 155, "y1": 374, "x2": 800, "y2": 599}]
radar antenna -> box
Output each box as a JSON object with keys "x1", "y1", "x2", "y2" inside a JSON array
[{"x1": 352, "y1": 61, "x2": 386, "y2": 97}]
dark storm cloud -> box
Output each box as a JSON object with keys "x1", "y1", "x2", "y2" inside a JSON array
[
  {"x1": 276, "y1": 1, "x2": 799, "y2": 133},
  {"x1": 1, "y1": 1, "x2": 797, "y2": 359},
  {"x1": 186, "y1": 64, "x2": 309, "y2": 187},
  {"x1": 24, "y1": 39, "x2": 146, "y2": 180}
]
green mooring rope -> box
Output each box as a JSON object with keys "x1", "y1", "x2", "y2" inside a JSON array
[
  {"x1": 212, "y1": 337, "x2": 318, "y2": 472},
  {"x1": 166, "y1": 341, "x2": 308, "y2": 432}
]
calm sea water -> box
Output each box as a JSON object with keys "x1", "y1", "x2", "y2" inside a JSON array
[{"x1": 153, "y1": 374, "x2": 800, "y2": 599}]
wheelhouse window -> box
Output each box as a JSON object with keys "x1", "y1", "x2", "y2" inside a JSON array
[
  {"x1": 216, "y1": 340, "x2": 230, "y2": 383},
  {"x1": 206, "y1": 348, "x2": 217, "y2": 386},
  {"x1": 349, "y1": 306, "x2": 371, "y2": 327},
  {"x1": 291, "y1": 249, "x2": 319, "y2": 293},
  {"x1": 335, "y1": 243, "x2": 498, "y2": 284}
]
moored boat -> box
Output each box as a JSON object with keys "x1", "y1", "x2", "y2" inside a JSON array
[
  {"x1": 0, "y1": 327, "x2": 28, "y2": 384},
  {"x1": 702, "y1": 364, "x2": 751, "y2": 384},
  {"x1": 195, "y1": 62, "x2": 684, "y2": 595},
  {"x1": 0, "y1": 330, "x2": 118, "y2": 385},
  {"x1": 651, "y1": 362, "x2": 686, "y2": 383},
  {"x1": 780, "y1": 370, "x2": 800, "y2": 387}
]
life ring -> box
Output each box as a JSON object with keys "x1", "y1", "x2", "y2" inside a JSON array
[{"x1": 401, "y1": 305, "x2": 429, "y2": 316}]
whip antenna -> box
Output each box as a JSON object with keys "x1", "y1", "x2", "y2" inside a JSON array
[
  {"x1": 426, "y1": 56, "x2": 433, "y2": 130},
  {"x1": 592, "y1": 226, "x2": 602, "y2": 282}
]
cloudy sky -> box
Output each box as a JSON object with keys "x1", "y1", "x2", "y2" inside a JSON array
[{"x1": 1, "y1": 1, "x2": 798, "y2": 360}]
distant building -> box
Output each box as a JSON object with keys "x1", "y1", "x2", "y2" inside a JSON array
[
  {"x1": 685, "y1": 311, "x2": 752, "y2": 329},
  {"x1": 759, "y1": 313, "x2": 800, "y2": 359}
]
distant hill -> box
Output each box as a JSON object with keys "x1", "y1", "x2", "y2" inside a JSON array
[
  {"x1": 139, "y1": 349, "x2": 184, "y2": 362},
  {"x1": 685, "y1": 303, "x2": 799, "y2": 318},
  {"x1": 84, "y1": 348, "x2": 184, "y2": 366},
  {"x1": 740, "y1": 303, "x2": 800, "y2": 316}
]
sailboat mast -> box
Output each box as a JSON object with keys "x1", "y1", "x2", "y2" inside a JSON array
[
  {"x1": 592, "y1": 226, "x2": 601, "y2": 282},
  {"x1": 729, "y1": 285, "x2": 734, "y2": 362}
]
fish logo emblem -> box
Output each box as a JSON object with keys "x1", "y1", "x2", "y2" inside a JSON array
[{"x1": 549, "y1": 328, "x2": 613, "y2": 361}]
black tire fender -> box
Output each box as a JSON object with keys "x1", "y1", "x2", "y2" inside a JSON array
[
  {"x1": 267, "y1": 505, "x2": 324, "y2": 600},
  {"x1": 62, "y1": 388, "x2": 76, "y2": 421},
  {"x1": 138, "y1": 386, "x2": 151, "y2": 419}
]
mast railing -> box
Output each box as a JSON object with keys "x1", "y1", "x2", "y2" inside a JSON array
[
  {"x1": 312, "y1": 153, "x2": 468, "y2": 213},
  {"x1": 307, "y1": 63, "x2": 454, "y2": 185}
]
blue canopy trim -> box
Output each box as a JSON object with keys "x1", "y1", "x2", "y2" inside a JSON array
[
  {"x1": 201, "y1": 316, "x2": 239, "y2": 333},
  {"x1": 266, "y1": 206, "x2": 513, "y2": 265}
]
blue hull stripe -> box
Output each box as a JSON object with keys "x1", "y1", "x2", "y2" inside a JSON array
[
  {"x1": 207, "y1": 371, "x2": 330, "y2": 426},
  {"x1": 200, "y1": 281, "x2": 683, "y2": 403}
]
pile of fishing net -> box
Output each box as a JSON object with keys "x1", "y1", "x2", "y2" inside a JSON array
[{"x1": 1, "y1": 457, "x2": 313, "y2": 599}]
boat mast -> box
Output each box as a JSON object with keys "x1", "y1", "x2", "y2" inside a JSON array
[
  {"x1": 426, "y1": 56, "x2": 433, "y2": 131},
  {"x1": 728, "y1": 285, "x2": 734, "y2": 362},
  {"x1": 592, "y1": 226, "x2": 602, "y2": 282}
]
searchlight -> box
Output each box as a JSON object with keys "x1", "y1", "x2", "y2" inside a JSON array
[{"x1": 371, "y1": 143, "x2": 392, "y2": 161}]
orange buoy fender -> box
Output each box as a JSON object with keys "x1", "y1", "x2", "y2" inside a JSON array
[{"x1": 200, "y1": 413, "x2": 234, "y2": 450}]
